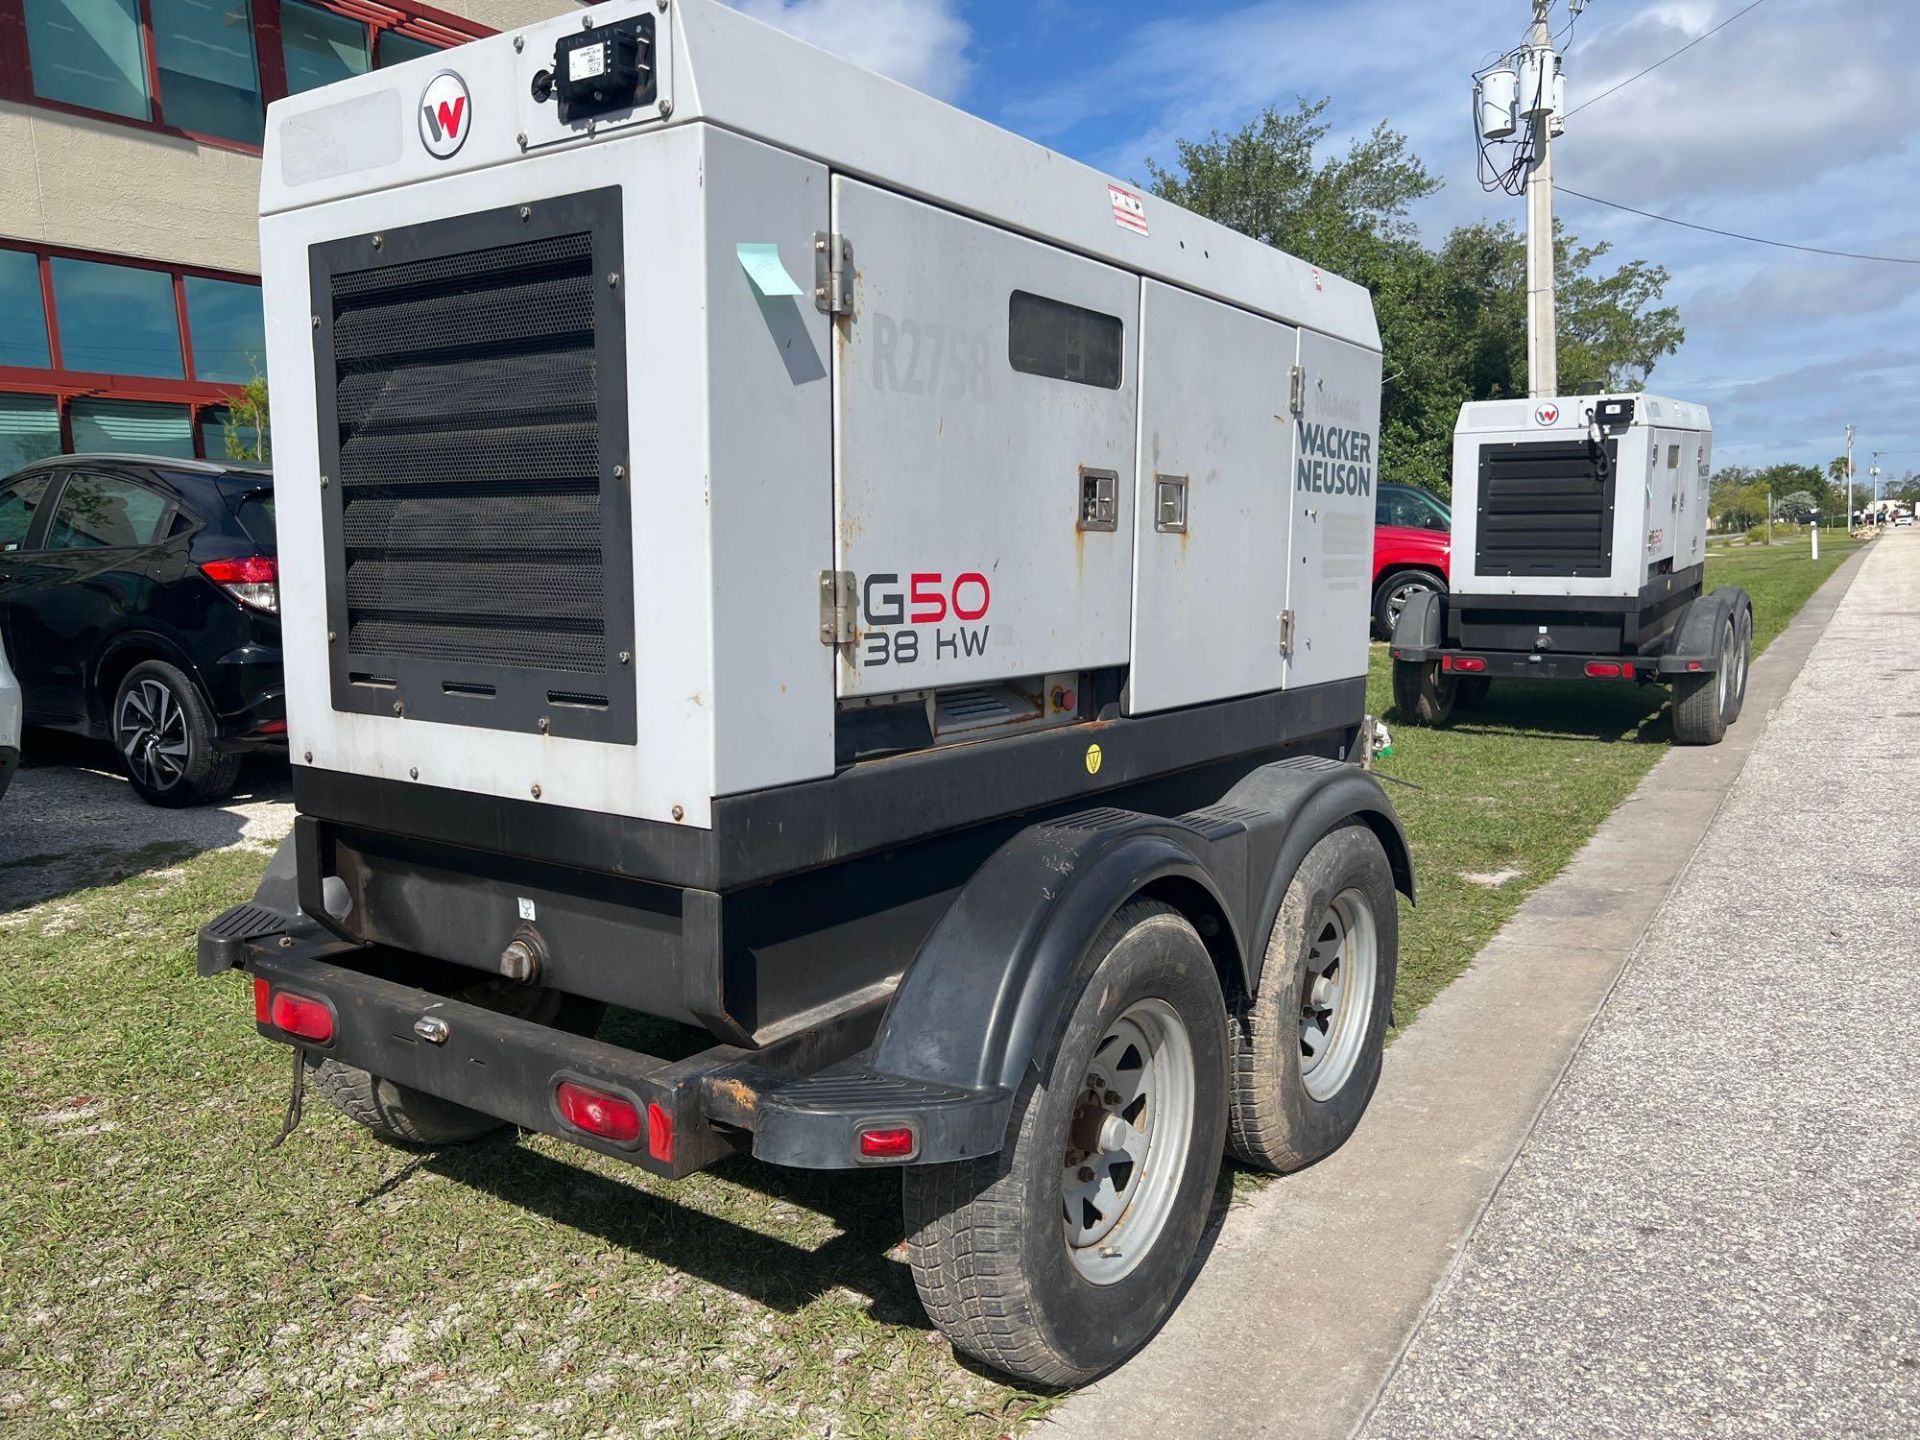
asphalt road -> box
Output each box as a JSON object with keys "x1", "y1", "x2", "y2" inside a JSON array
[
  {"x1": 0, "y1": 733, "x2": 291, "y2": 913},
  {"x1": 1363, "y1": 528, "x2": 1920, "y2": 1437}
]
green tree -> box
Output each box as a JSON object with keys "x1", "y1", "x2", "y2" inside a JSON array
[
  {"x1": 222, "y1": 374, "x2": 270, "y2": 463},
  {"x1": 1775, "y1": 489, "x2": 1819, "y2": 524},
  {"x1": 1143, "y1": 99, "x2": 1685, "y2": 496}
]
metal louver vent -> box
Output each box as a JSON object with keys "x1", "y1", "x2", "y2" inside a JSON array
[
  {"x1": 1475, "y1": 439, "x2": 1617, "y2": 579},
  {"x1": 311, "y1": 189, "x2": 634, "y2": 743}
]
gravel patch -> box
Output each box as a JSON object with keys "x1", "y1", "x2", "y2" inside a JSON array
[{"x1": 0, "y1": 734, "x2": 291, "y2": 912}]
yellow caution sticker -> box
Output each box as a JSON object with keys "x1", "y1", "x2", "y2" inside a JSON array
[{"x1": 1084, "y1": 742, "x2": 1103, "y2": 776}]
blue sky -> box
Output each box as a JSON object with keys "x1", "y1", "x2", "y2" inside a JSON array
[{"x1": 730, "y1": 0, "x2": 1920, "y2": 485}]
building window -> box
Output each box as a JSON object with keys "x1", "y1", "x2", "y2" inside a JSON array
[
  {"x1": 151, "y1": 0, "x2": 265, "y2": 144},
  {"x1": 377, "y1": 30, "x2": 437, "y2": 67},
  {"x1": 0, "y1": 251, "x2": 52, "y2": 370},
  {"x1": 51, "y1": 257, "x2": 185, "y2": 379},
  {"x1": 184, "y1": 275, "x2": 267, "y2": 383},
  {"x1": 282, "y1": 0, "x2": 370, "y2": 93},
  {"x1": 5, "y1": 0, "x2": 488, "y2": 153},
  {"x1": 68, "y1": 399, "x2": 196, "y2": 459},
  {"x1": 0, "y1": 244, "x2": 264, "y2": 466},
  {"x1": 22, "y1": 0, "x2": 150, "y2": 119},
  {"x1": 0, "y1": 404, "x2": 62, "y2": 485}
]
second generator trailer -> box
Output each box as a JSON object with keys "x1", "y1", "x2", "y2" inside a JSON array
[{"x1": 1392, "y1": 394, "x2": 1754, "y2": 745}]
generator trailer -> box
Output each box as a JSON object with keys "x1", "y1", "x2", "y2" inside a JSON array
[{"x1": 198, "y1": 0, "x2": 1413, "y2": 1384}]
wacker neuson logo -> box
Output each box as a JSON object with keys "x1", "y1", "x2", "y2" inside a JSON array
[{"x1": 418, "y1": 71, "x2": 470, "y2": 159}]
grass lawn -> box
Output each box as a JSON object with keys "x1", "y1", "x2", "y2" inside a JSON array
[{"x1": 0, "y1": 539, "x2": 1865, "y2": 1438}]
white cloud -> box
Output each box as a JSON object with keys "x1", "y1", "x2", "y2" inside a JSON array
[{"x1": 727, "y1": 0, "x2": 972, "y2": 101}]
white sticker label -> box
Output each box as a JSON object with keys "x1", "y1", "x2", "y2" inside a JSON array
[
  {"x1": 1109, "y1": 183, "x2": 1149, "y2": 236},
  {"x1": 517, "y1": 897, "x2": 537, "y2": 921},
  {"x1": 569, "y1": 45, "x2": 606, "y2": 82}
]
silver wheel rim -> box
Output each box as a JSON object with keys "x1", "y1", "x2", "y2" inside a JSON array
[
  {"x1": 1061, "y1": 998, "x2": 1195, "y2": 1286},
  {"x1": 117, "y1": 678, "x2": 190, "y2": 793},
  {"x1": 1386, "y1": 579, "x2": 1434, "y2": 628},
  {"x1": 1299, "y1": 888, "x2": 1379, "y2": 1102},
  {"x1": 1716, "y1": 623, "x2": 1734, "y2": 712}
]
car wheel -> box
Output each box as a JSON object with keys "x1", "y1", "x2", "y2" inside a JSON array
[
  {"x1": 113, "y1": 659, "x2": 242, "y2": 807},
  {"x1": 1391, "y1": 658, "x2": 1456, "y2": 726},
  {"x1": 1373, "y1": 570, "x2": 1445, "y2": 640}
]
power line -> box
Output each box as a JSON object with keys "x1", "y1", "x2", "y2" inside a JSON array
[
  {"x1": 1564, "y1": 0, "x2": 1771, "y2": 118},
  {"x1": 1554, "y1": 185, "x2": 1920, "y2": 264}
]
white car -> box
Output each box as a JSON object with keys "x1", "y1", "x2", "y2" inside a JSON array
[
  {"x1": 0, "y1": 636, "x2": 19, "y2": 804},
  {"x1": 1895, "y1": 514, "x2": 1913, "y2": 528}
]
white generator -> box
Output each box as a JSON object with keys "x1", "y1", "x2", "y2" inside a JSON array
[
  {"x1": 201, "y1": 0, "x2": 1414, "y2": 1386},
  {"x1": 1391, "y1": 393, "x2": 1754, "y2": 745}
]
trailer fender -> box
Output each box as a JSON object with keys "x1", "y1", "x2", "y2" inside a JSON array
[
  {"x1": 1389, "y1": 586, "x2": 1446, "y2": 661},
  {"x1": 1211, "y1": 761, "x2": 1415, "y2": 995},
  {"x1": 1657, "y1": 585, "x2": 1751, "y2": 674},
  {"x1": 869, "y1": 818, "x2": 1242, "y2": 1105}
]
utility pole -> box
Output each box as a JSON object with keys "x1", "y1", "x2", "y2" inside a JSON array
[{"x1": 1525, "y1": 0, "x2": 1559, "y2": 398}]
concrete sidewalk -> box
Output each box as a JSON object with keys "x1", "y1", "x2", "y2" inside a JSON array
[
  {"x1": 1043, "y1": 541, "x2": 1886, "y2": 1440},
  {"x1": 1363, "y1": 531, "x2": 1920, "y2": 1436}
]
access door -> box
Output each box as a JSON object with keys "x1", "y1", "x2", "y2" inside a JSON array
[
  {"x1": 831, "y1": 177, "x2": 1139, "y2": 696},
  {"x1": 1285, "y1": 330, "x2": 1382, "y2": 690},
  {"x1": 1128, "y1": 281, "x2": 1297, "y2": 714}
]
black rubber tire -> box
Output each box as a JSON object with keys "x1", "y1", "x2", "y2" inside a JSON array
[
  {"x1": 1227, "y1": 821, "x2": 1398, "y2": 1173},
  {"x1": 1453, "y1": 675, "x2": 1493, "y2": 710},
  {"x1": 1372, "y1": 569, "x2": 1446, "y2": 641},
  {"x1": 113, "y1": 658, "x2": 242, "y2": 807},
  {"x1": 308, "y1": 985, "x2": 605, "y2": 1148},
  {"x1": 1391, "y1": 658, "x2": 1456, "y2": 726},
  {"x1": 902, "y1": 901, "x2": 1229, "y2": 1387},
  {"x1": 1723, "y1": 605, "x2": 1754, "y2": 725},
  {"x1": 1671, "y1": 617, "x2": 1735, "y2": 746}
]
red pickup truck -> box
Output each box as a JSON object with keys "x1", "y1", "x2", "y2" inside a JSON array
[{"x1": 1372, "y1": 483, "x2": 1452, "y2": 639}]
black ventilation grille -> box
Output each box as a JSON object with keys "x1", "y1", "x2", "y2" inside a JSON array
[
  {"x1": 311, "y1": 189, "x2": 633, "y2": 743},
  {"x1": 1474, "y1": 439, "x2": 1617, "y2": 579}
]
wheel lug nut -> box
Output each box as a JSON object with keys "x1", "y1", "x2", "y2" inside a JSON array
[
  {"x1": 1078, "y1": 1166, "x2": 1095, "y2": 1183},
  {"x1": 1104, "y1": 1090, "x2": 1120, "y2": 1105}
]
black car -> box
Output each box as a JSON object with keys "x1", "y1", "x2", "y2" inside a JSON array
[{"x1": 0, "y1": 454, "x2": 281, "y2": 806}]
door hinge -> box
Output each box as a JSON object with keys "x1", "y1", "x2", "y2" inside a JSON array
[
  {"x1": 814, "y1": 232, "x2": 853, "y2": 316},
  {"x1": 1288, "y1": 365, "x2": 1307, "y2": 417},
  {"x1": 819, "y1": 570, "x2": 855, "y2": 645},
  {"x1": 1279, "y1": 609, "x2": 1296, "y2": 658}
]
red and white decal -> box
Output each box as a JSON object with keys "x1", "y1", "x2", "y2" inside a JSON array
[
  {"x1": 1534, "y1": 402, "x2": 1561, "y2": 426},
  {"x1": 418, "y1": 71, "x2": 471, "y2": 160},
  {"x1": 1109, "y1": 183, "x2": 1149, "y2": 236}
]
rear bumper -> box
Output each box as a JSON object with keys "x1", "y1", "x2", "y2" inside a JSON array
[
  {"x1": 205, "y1": 640, "x2": 286, "y2": 748},
  {"x1": 207, "y1": 914, "x2": 1006, "y2": 1174},
  {"x1": 1387, "y1": 646, "x2": 1718, "y2": 680}
]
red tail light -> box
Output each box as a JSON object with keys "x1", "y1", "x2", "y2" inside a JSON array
[
  {"x1": 200, "y1": 555, "x2": 278, "y2": 614},
  {"x1": 252, "y1": 976, "x2": 270, "y2": 1024},
  {"x1": 254, "y1": 719, "x2": 288, "y2": 736},
  {"x1": 1584, "y1": 661, "x2": 1625, "y2": 679},
  {"x1": 1442, "y1": 655, "x2": 1486, "y2": 673},
  {"x1": 266, "y1": 989, "x2": 334, "y2": 1043},
  {"x1": 555, "y1": 1081, "x2": 642, "y2": 1145},
  {"x1": 647, "y1": 1102, "x2": 674, "y2": 1163},
  {"x1": 858, "y1": 1125, "x2": 918, "y2": 1160}
]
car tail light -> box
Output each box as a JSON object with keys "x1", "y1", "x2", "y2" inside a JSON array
[
  {"x1": 1442, "y1": 655, "x2": 1486, "y2": 673},
  {"x1": 200, "y1": 555, "x2": 278, "y2": 614},
  {"x1": 555, "y1": 1081, "x2": 643, "y2": 1145},
  {"x1": 858, "y1": 1125, "x2": 918, "y2": 1161},
  {"x1": 252, "y1": 976, "x2": 271, "y2": 1024},
  {"x1": 1686, "y1": 661, "x2": 1704, "y2": 673},
  {"x1": 266, "y1": 989, "x2": 334, "y2": 1043},
  {"x1": 1584, "y1": 662, "x2": 1625, "y2": 679}
]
